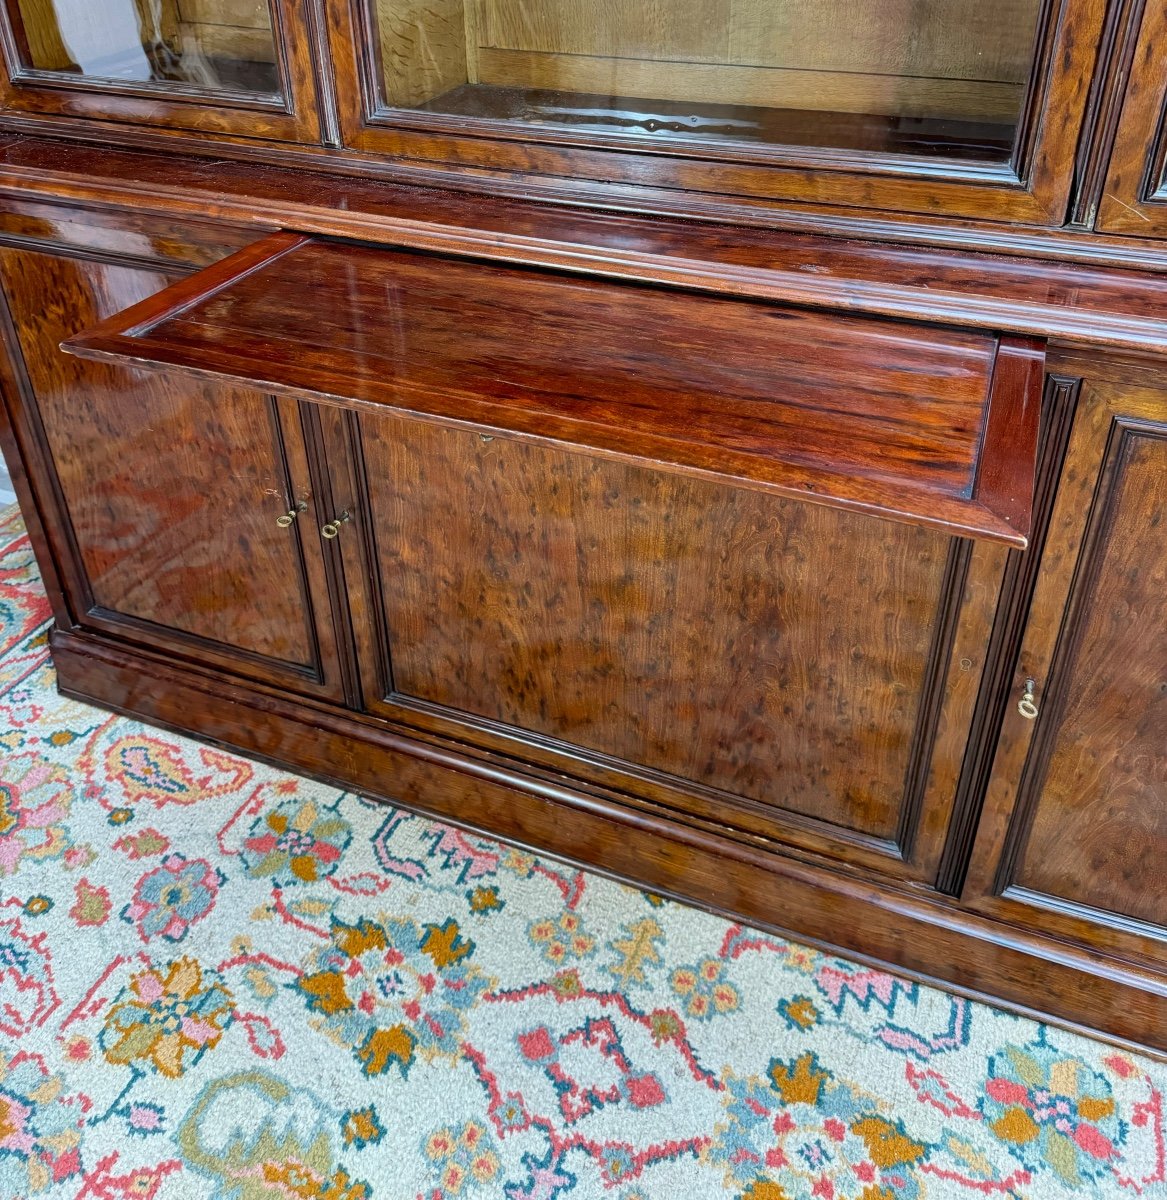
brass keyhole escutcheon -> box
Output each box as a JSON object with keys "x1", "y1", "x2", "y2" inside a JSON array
[
  {"x1": 321, "y1": 511, "x2": 351, "y2": 540},
  {"x1": 276, "y1": 500, "x2": 308, "y2": 528},
  {"x1": 1018, "y1": 678, "x2": 1039, "y2": 721}
]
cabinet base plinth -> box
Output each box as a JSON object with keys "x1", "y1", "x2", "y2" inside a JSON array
[{"x1": 50, "y1": 626, "x2": 1167, "y2": 1057}]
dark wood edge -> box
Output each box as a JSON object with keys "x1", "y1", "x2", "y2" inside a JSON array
[
  {"x1": 60, "y1": 332, "x2": 1031, "y2": 547},
  {"x1": 972, "y1": 335, "x2": 1046, "y2": 542},
  {"x1": 938, "y1": 375, "x2": 1082, "y2": 896},
  {"x1": 120, "y1": 230, "x2": 310, "y2": 336},
  {"x1": 895, "y1": 540, "x2": 974, "y2": 859},
  {"x1": 48, "y1": 625, "x2": 1167, "y2": 1056},
  {"x1": 2, "y1": 141, "x2": 1167, "y2": 350},
  {"x1": 9, "y1": 125, "x2": 1167, "y2": 270}
]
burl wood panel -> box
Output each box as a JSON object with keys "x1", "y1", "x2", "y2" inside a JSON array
[
  {"x1": 65, "y1": 234, "x2": 1041, "y2": 544},
  {"x1": 0, "y1": 246, "x2": 318, "y2": 668},
  {"x1": 1012, "y1": 429, "x2": 1167, "y2": 927},
  {"x1": 361, "y1": 414, "x2": 951, "y2": 841}
]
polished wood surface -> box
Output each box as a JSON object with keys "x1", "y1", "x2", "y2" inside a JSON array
[
  {"x1": 1015, "y1": 430, "x2": 1165, "y2": 924},
  {"x1": 0, "y1": 242, "x2": 344, "y2": 697},
  {"x1": 346, "y1": 412, "x2": 1000, "y2": 877},
  {"x1": 1098, "y1": 0, "x2": 1167, "y2": 235},
  {"x1": 7, "y1": 140, "x2": 1167, "y2": 355},
  {"x1": 965, "y1": 367, "x2": 1167, "y2": 967},
  {"x1": 0, "y1": 192, "x2": 258, "y2": 264},
  {"x1": 64, "y1": 232, "x2": 1045, "y2": 545}
]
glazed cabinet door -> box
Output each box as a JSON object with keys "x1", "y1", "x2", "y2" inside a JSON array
[
  {"x1": 1097, "y1": 0, "x2": 1167, "y2": 235},
  {"x1": 964, "y1": 365, "x2": 1167, "y2": 965},
  {"x1": 328, "y1": 0, "x2": 1104, "y2": 222},
  {"x1": 0, "y1": 230, "x2": 346, "y2": 701},
  {"x1": 322, "y1": 405, "x2": 1008, "y2": 884},
  {"x1": 0, "y1": 0, "x2": 323, "y2": 140}
]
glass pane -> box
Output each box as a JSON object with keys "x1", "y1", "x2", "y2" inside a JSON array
[
  {"x1": 369, "y1": 0, "x2": 1045, "y2": 161},
  {"x1": 8, "y1": 0, "x2": 280, "y2": 94}
]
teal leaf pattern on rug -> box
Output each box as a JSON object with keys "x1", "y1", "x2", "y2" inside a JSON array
[{"x1": 0, "y1": 498, "x2": 1165, "y2": 1197}]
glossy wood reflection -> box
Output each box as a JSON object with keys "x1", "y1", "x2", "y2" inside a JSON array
[
  {"x1": 965, "y1": 368, "x2": 1167, "y2": 969},
  {"x1": 0, "y1": 244, "x2": 335, "y2": 688},
  {"x1": 361, "y1": 413, "x2": 951, "y2": 845},
  {"x1": 63, "y1": 233, "x2": 1045, "y2": 544},
  {"x1": 1013, "y1": 428, "x2": 1167, "y2": 927}
]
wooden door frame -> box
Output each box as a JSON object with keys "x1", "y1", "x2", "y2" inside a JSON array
[
  {"x1": 0, "y1": 0, "x2": 324, "y2": 141},
  {"x1": 1097, "y1": 0, "x2": 1167, "y2": 234},
  {"x1": 325, "y1": 0, "x2": 1106, "y2": 224}
]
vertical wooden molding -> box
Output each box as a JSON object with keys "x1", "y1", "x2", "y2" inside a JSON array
[
  {"x1": 895, "y1": 537, "x2": 973, "y2": 861},
  {"x1": 297, "y1": 398, "x2": 365, "y2": 708},
  {"x1": 935, "y1": 374, "x2": 1081, "y2": 896}
]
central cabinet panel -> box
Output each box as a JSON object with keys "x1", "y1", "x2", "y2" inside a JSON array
[
  {"x1": 338, "y1": 410, "x2": 1002, "y2": 880},
  {"x1": 368, "y1": 415, "x2": 946, "y2": 838}
]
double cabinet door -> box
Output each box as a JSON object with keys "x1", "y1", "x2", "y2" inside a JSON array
[{"x1": 0, "y1": 228, "x2": 346, "y2": 699}]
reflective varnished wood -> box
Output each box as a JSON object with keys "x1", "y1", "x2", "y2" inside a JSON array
[
  {"x1": 966, "y1": 360, "x2": 1167, "y2": 968},
  {"x1": 63, "y1": 232, "x2": 1045, "y2": 545},
  {"x1": 340, "y1": 411, "x2": 1006, "y2": 880},
  {"x1": 0, "y1": 243, "x2": 345, "y2": 696}
]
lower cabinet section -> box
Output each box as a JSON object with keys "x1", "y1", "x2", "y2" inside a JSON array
[
  {"x1": 1, "y1": 203, "x2": 1164, "y2": 1052},
  {"x1": 327, "y1": 406, "x2": 1006, "y2": 883},
  {"x1": 965, "y1": 366, "x2": 1167, "y2": 968},
  {"x1": 0, "y1": 240, "x2": 346, "y2": 700}
]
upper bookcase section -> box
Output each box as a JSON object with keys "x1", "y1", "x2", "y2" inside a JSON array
[
  {"x1": 374, "y1": 0, "x2": 1042, "y2": 162},
  {"x1": 331, "y1": 0, "x2": 1106, "y2": 224},
  {"x1": 0, "y1": 1, "x2": 1142, "y2": 228},
  {"x1": 0, "y1": 0, "x2": 322, "y2": 139}
]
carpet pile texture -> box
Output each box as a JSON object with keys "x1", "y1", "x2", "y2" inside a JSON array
[{"x1": 1, "y1": 501, "x2": 1164, "y2": 1199}]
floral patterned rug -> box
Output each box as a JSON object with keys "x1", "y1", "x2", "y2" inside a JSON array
[{"x1": 1, "y1": 499, "x2": 1165, "y2": 1200}]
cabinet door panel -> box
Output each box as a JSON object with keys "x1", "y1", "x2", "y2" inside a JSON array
[
  {"x1": 338, "y1": 409, "x2": 1005, "y2": 880},
  {"x1": 0, "y1": 245, "x2": 344, "y2": 698},
  {"x1": 0, "y1": 0, "x2": 322, "y2": 140},
  {"x1": 1097, "y1": 1, "x2": 1167, "y2": 236},
  {"x1": 966, "y1": 371, "x2": 1167, "y2": 962}
]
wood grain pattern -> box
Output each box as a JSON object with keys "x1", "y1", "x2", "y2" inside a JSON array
[
  {"x1": 373, "y1": 0, "x2": 468, "y2": 107},
  {"x1": 965, "y1": 368, "x2": 1167, "y2": 967},
  {"x1": 62, "y1": 233, "x2": 1044, "y2": 545},
  {"x1": 360, "y1": 412, "x2": 949, "y2": 841},
  {"x1": 464, "y1": 0, "x2": 1038, "y2": 121},
  {"x1": 0, "y1": 242, "x2": 343, "y2": 695},
  {"x1": 1012, "y1": 426, "x2": 1166, "y2": 927},
  {"x1": 0, "y1": 193, "x2": 258, "y2": 265},
  {"x1": 1097, "y1": 0, "x2": 1167, "y2": 235},
  {"x1": 7, "y1": 139, "x2": 1167, "y2": 355}
]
